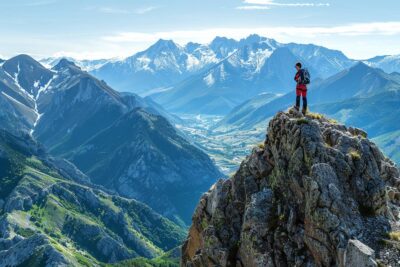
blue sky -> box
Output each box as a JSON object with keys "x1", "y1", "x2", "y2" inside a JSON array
[{"x1": 1, "y1": 0, "x2": 400, "y2": 59}]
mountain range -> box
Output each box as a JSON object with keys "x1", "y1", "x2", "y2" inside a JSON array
[
  {"x1": 40, "y1": 57, "x2": 112, "y2": 72},
  {"x1": 0, "y1": 55, "x2": 222, "y2": 226},
  {"x1": 89, "y1": 35, "x2": 355, "y2": 115},
  {"x1": 35, "y1": 35, "x2": 400, "y2": 118}
]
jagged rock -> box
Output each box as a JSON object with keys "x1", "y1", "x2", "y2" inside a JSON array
[
  {"x1": 344, "y1": 239, "x2": 377, "y2": 267},
  {"x1": 182, "y1": 110, "x2": 400, "y2": 266},
  {"x1": 0, "y1": 234, "x2": 71, "y2": 267}
]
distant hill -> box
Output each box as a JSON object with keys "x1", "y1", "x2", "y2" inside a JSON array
[{"x1": 365, "y1": 54, "x2": 400, "y2": 74}]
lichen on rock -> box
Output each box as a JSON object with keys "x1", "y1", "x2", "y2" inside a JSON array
[{"x1": 182, "y1": 109, "x2": 400, "y2": 267}]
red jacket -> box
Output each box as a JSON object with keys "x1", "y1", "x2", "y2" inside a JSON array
[{"x1": 295, "y1": 70, "x2": 307, "y2": 91}]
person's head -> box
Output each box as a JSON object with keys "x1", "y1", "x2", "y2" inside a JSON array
[{"x1": 295, "y1": 62, "x2": 302, "y2": 71}]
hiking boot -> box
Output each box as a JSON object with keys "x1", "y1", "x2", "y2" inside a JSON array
[
  {"x1": 302, "y1": 108, "x2": 307, "y2": 115},
  {"x1": 293, "y1": 105, "x2": 300, "y2": 111}
]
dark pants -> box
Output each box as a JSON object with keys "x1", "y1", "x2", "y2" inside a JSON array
[
  {"x1": 296, "y1": 96, "x2": 307, "y2": 110},
  {"x1": 295, "y1": 89, "x2": 307, "y2": 110}
]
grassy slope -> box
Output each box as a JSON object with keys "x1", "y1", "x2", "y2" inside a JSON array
[
  {"x1": 372, "y1": 130, "x2": 400, "y2": 165},
  {"x1": 0, "y1": 132, "x2": 185, "y2": 266}
]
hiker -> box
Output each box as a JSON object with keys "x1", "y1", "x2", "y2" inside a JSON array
[{"x1": 294, "y1": 62, "x2": 310, "y2": 115}]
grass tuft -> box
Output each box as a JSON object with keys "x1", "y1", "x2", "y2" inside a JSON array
[
  {"x1": 388, "y1": 231, "x2": 400, "y2": 241},
  {"x1": 296, "y1": 118, "x2": 309, "y2": 125},
  {"x1": 307, "y1": 112, "x2": 325, "y2": 120},
  {"x1": 327, "y1": 118, "x2": 338, "y2": 124},
  {"x1": 348, "y1": 149, "x2": 361, "y2": 161}
]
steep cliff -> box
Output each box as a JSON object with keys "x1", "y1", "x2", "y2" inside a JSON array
[{"x1": 182, "y1": 109, "x2": 400, "y2": 266}]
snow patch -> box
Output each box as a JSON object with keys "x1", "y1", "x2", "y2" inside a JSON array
[
  {"x1": 219, "y1": 64, "x2": 226, "y2": 81},
  {"x1": 136, "y1": 56, "x2": 152, "y2": 71},
  {"x1": 186, "y1": 54, "x2": 201, "y2": 70},
  {"x1": 36, "y1": 75, "x2": 56, "y2": 100},
  {"x1": 204, "y1": 73, "x2": 215, "y2": 87}
]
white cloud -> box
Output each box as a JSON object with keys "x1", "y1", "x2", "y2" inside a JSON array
[
  {"x1": 97, "y1": 6, "x2": 159, "y2": 15},
  {"x1": 236, "y1": 5, "x2": 270, "y2": 10},
  {"x1": 134, "y1": 6, "x2": 159, "y2": 14},
  {"x1": 102, "y1": 22, "x2": 400, "y2": 44},
  {"x1": 241, "y1": 0, "x2": 330, "y2": 8},
  {"x1": 98, "y1": 7, "x2": 130, "y2": 14},
  {"x1": 98, "y1": 21, "x2": 400, "y2": 60}
]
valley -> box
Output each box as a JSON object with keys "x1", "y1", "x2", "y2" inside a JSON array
[{"x1": 174, "y1": 114, "x2": 266, "y2": 174}]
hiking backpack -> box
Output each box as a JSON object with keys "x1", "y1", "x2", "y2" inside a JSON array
[{"x1": 302, "y1": 68, "x2": 311, "y2": 85}]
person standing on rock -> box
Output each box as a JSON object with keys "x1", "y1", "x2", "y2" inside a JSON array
[{"x1": 294, "y1": 62, "x2": 310, "y2": 115}]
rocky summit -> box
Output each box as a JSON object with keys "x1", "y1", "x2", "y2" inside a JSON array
[{"x1": 182, "y1": 109, "x2": 400, "y2": 267}]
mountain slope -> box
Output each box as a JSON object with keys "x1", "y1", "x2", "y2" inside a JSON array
[
  {"x1": 182, "y1": 109, "x2": 400, "y2": 266},
  {"x1": 286, "y1": 43, "x2": 354, "y2": 78},
  {"x1": 0, "y1": 55, "x2": 221, "y2": 225},
  {"x1": 313, "y1": 90, "x2": 400, "y2": 137},
  {"x1": 309, "y1": 62, "x2": 400, "y2": 104},
  {"x1": 373, "y1": 130, "x2": 400, "y2": 165},
  {"x1": 214, "y1": 92, "x2": 279, "y2": 130},
  {"x1": 65, "y1": 108, "x2": 222, "y2": 225},
  {"x1": 30, "y1": 58, "x2": 222, "y2": 225},
  {"x1": 0, "y1": 130, "x2": 185, "y2": 266}
]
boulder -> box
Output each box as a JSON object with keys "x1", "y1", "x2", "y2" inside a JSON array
[{"x1": 344, "y1": 239, "x2": 377, "y2": 267}]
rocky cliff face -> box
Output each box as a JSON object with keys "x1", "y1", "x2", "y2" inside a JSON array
[{"x1": 182, "y1": 109, "x2": 400, "y2": 267}]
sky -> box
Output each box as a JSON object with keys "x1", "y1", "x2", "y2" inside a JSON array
[{"x1": 1, "y1": 0, "x2": 400, "y2": 60}]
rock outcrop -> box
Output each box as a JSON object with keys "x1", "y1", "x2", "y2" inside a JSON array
[{"x1": 182, "y1": 109, "x2": 400, "y2": 266}]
